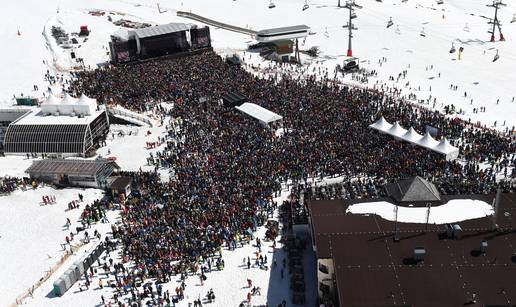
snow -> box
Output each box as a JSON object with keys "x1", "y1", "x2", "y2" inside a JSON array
[
  {"x1": 1, "y1": 0, "x2": 515, "y2": 130},
  {"x1": 23, "y1": 189, "x2": 304, "y2": 307},
  {"x1": 94, "y1": 120, "x2": 168, "y2": 172},
  {"x1": 0, "y1": 186, "x2": 103, "y2": 306},
  {"x1": 346, "y1": 199, "x2": 494, "y2": 224},
  {"x1": 0, "y1": 0, "x2": 515, "y2": 306},
  {"x1": 0, "y1": 156, "x2": 34, "y2": 177}
]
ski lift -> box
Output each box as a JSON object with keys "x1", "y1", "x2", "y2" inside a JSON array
[
  {"x1": 387, "y1": 17, "x2": 394, "y2": 28},
  {"x1": 302, "y1": 0, "x2": 309, "y2": 11},
  {"x1": 420, "y1": 27, "x2": 426, "y2": 37},
  {"x1": 269, "y1": 0, "x2": 276, "y2": 9},
  {"x1": 351, "y1": 11, "x2": 357, "y2": 19},
  {"x1": 493, "y1": 49, "x2": 499, "y2": 62},
  {"x1": 395, "y1": 25, "x2": 401, "y2": 34},
  {"x1": 324, "y1": 27, "x2": 329, "y2": 38},
  {"x1": 511, "y1": 13, "x2": 516, "y2": 23},
  {"x1": 463, "y1": 23, "x2": 470, "y2": 32},
  {"x1": 449, "y1": 42, "x2": 456, "y2": 54},
  {"x1": 436, "y1": 0, "x2": 444, "y2": 5}
]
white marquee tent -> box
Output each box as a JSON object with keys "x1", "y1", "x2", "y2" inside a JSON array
[
  {"x1": 402, "y1": 127, "x2": 423, "y2": 144},
  {"x1": 368, "y1": 116, "x2": 392, "y2": 132},
  {"x1": 60, "y1": 93, "x2": 77, "y2": 115},
  {"x1": 75, "y1": 94, "x2": 97, "y2": 116},
  {"x1": 368, "y1": 117, "x2": 460, "y2": 161},
  {"x1": 386, "y1": 121, "x2": 408, "y2": 139},
  {"x1": 433, "y1": 138, "x2": 460, "y2": 160},
  {"x1": 41, "y1": 94, "x2": 60, "y2": 115},
  {"x1": 41, "y1": 94, "x2": 97, "y2": 117},
  {"x1": 418, "y1": 131, "x2": 440, "y2": 149}
]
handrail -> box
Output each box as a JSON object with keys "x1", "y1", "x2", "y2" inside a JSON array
[{"x1": 108, "y1": 107, "x2": 153, "y2": 127}]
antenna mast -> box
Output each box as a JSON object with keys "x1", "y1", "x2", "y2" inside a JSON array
[
  {"x1": 393, "y1": 204, "x2": 400, "y2": 241},
  {"x1": 487, "y1": 0, "x2": 507, "y2": 42},
  {"x1": 425, "y1": 202, "x2": 431, "y2": 231}
]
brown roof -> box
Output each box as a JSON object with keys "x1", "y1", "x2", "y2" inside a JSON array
[
  {"x1": 26, "y1": 159, "x2": 120, "y2": 177},
  {"x1": 308, "y1": 193, "x2": 516, "y2": 307},
  {"x1": 110, "y1": 176, "x2": 132, "y2": 191}
]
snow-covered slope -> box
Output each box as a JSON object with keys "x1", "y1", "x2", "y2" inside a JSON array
[
  {"x1": 2, "y1": 0, "x2": 516, "y2": 130},
  {"x1": 0, "y1": 186, "x2": 103, "y2": 306}
]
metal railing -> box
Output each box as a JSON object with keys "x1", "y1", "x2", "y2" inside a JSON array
[{"x1": 108, "y1": 107, "x2": 153, "y2": 127}]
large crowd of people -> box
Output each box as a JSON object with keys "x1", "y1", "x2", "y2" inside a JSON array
[{"x1": 67, "y1": 50, "x2": 515, "y2": 305}]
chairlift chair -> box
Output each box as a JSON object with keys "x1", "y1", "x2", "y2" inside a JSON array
[
  {"x1": 493, "y1": 49, "x2": 499, "y2": 62},
  {"x1": 420, "y1": 27, "x2": 426, "y2": 37},
  {"x1": 351, "y1": 12, "x2": 357, "y2": 19},
  {"x1": 324, "y1": 27, "x2": 329, "y2": 38},
  {"x1": 269, "y1": 0, "x2": 276, "y2": 9},
  {"x1": 303, "y1": 0, "x2": 309, "y2": 11},
  {"x1": 463, "y1": 23, "x2": 470, "y2": 32},
  {"x1": 511, "y1": 13, "x2": 516, "y2": 23},
  {"x1": 395, "y1": 25, "x2": 401, "y2": 34},
  {"x1": 437, "y1": 0, "x2": 444, "y2": 5},
  {"x1": 449, "y1": 42, "x2": 456, "y2": 54},
  {"x1": 387, "y1": 17, "x2": 394, "y2": 28}
]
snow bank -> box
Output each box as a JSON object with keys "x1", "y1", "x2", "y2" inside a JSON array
[{"x1": 346, "y1": 199, "x2": 494, "y2": 224}]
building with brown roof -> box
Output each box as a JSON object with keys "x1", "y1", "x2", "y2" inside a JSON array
[{"x1": 307, "y1": 192, "x2": 516, "y2": 307}]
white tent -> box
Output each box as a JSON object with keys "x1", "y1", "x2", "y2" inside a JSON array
[
  {"x1": 59, "y1": 94, "x2": 77, "y2": 115},
  {"x1": 433, "y1": 138, "x2": 459, "y2": 161},
  {"x1": 401, "y1": 127, "x2": 423, "y2": 145},
  {"x1": 75, "y1": 94, "x2": 97, "y2": 116},
  {"x1": 368, "y1": 116, "x2": 392, "y2": 133},
  {"x1": 385, "y1": 121, "x2": 407, "y2": 139},
  {"x1": 235, "y1": 103, "x2": 283, "y2": 126},
  {"x1": 41, "y1": 94, "x2": 60, "y2": 115},
  {"x1": 417, "y1": 131, "x2": 440, "y2": 149},
  {"x1": 369, "y1": 118, "x2": 460, "y2": 161}
]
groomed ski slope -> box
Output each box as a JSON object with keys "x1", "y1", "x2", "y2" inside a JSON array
[{"x1": 2, "y1": 0, "x2": 516, "y2": 130}]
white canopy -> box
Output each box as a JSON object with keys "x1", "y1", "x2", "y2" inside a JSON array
[
  {"x1": 369, "y1": 119, "x2": 460, "y2": 161},
  {"x1": 433, "y1": 138, "x2": 459, "y2": 161},
  {"x1": 417, "y1": 131, "x2": 440, "y2": 149},
  {"x1": 41, "y1": 94, "x2": 60, "y2": 114},
  {"x1": 236, "y1": 103, "x2": 283, "y2": 125},
  {"x1": 59, "y1": 93, "x2": 77, "y2": 115},
  {"x1": 386, "y1": 121, "x2": 407, "y2": 139},
  {"x1": 368, "y1": 116, "x2": 392, "y2": 133},
  {"x1": 75, "y1": 94, "x2": 97, "y2": 116},
  {"x1": 39, "y1": 94, "x2": 98, "y2": 117},
  {"x1": 401, "y1": 127, "x2": 423, "y2": 144}
]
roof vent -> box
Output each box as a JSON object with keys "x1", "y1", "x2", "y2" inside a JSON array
[
  {"x1": 414, "y1": 247, "x2": 426, "y2": 262},
  {"x1": 480, "y1": 240, "x2": 488, "y2": 253}
]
